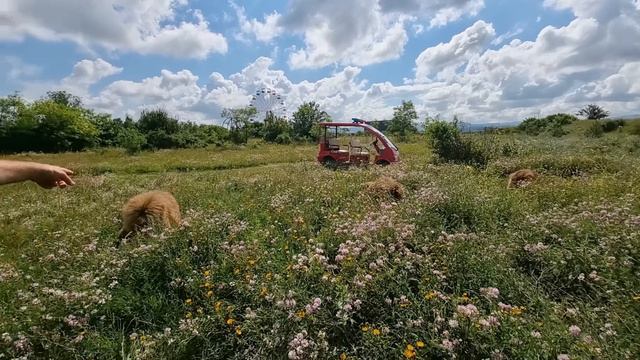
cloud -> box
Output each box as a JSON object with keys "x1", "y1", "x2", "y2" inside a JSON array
[
  {"x1": 415, "y1": 20, "x2": 495, "y2": 81},
  {"x1": 0, "y1": 0, "x2": 227, "y2": 59},
  {"x1": 10, "y1": 0, "x2": 640, "y2": 125},
  {"x1": 230, "y1": 1, "x2": 282, "y2": 43},
  {"x1": 491, "y1": 27, "x2": 524, "y2": 46},
  {"x1": 62, "y1": 58, "x2": 122, "y2": 90},
  {"x1": 279, "y1": 0, "x2": 484, "y2": 69}
]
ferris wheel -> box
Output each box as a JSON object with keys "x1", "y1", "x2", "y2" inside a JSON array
[{"x1": 249, "y1": 87, "x2": 288, "y2": 120}]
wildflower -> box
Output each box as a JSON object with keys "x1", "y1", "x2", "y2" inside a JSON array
[
  {"x1": 403, "y1": 344, "x2": 416, "y2": 358},
  {"x1": 235, "y1": 327, "x2": 242, "y2": 336},
  {"x1": 425, "y1": 291, "x2": 437, "y2": 300},
  {"x1": 510, "y1": 306, "x2": 524, "y2": 316},
  {"x1": 197, "y1": 307, "x2": 204, "y2": 315},
  {"x1": 569, "y1": 325, "x2": 581, "y2": 337},
  {"x1": 531, "y1": 331, "x2": 542, "y2": 338},
  {"x1": 203, "y1": 270, "x2": 211, "y2": 277},
  {"x1": 479, "y1": 316, "x2": 500, "y2": 329},
  {"x1": 480, "y1": 287, "x2": 500, "y2": 299},
  {"x1": 340, "y1": 353, "x2": 347, "y2": 360},
  {"x1": 448, "y1": 319, "x2": 459, "y2": 328},
  {"x1": 456, "y1": 304, "x2": 479, "y2": 318},
  {"x1": 372, "y1": 329, "x2": 381, "y2": 336},
  {"x1": 633, "y1": 294, "x2": 640, "y2": 301},
  {"x1": 203, "y1": 281, "x2": 213, "y2": 289},
  {"x1": 441, "y1": 339, "x2": 455, "y2": 351},
  {"x1": 226, "y1": 318, "x2": 235, "y2": 325},
  {"x1": 416, "y1": 340, "x2": 425, "y2": 348},
  {"x1": 361, "y1": 325, "x2": 369, "y2": 332},
  {"x1": 185, "y1": 299, "x2": 192, "y2": 306},
  {"x1": 557, "y1": 355, "x2": 570, "y2": 360},
  {"x1": 206, "y1": 290, "x2": 213, "y2": 298},
  {"x1": 185, "y1": 312, "x2": 193, "y2": 319},
  {"x1": 296, "y1": 310, "x2": 306, "y2": 319}
]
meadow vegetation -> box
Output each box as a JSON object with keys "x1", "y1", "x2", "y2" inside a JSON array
[{"x1": 1, "y1": 119, "x2": 640, "y2": 359}]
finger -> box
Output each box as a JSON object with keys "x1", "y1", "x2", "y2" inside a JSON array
[
  {"x1": 57, "y1": 181, "x2": 68, "y2": 188},
  {"x1": 61, "y1": 167, "x2": 74, "y2": 175},
  {"x1": 59, "y1": 172, "x2": 75, "y2": 186}
]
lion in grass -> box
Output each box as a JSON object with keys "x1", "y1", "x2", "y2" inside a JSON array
[
  {"x1": 364, "y1": 176, "x2": 405, "y2": 200},
  {"x1": 507, "y1": 169, "x2": 539, "y2": 189},
  {"x1": 117, "y1": 191, "x2": 181, "y2": 244}
]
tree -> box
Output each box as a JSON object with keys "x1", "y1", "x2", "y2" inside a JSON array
[
  {"x1": 387, "y1": 100, "x2": 418, "y2": 139},
  {"x1": 577, "y1": 104, "x2": 610, "y2": 120},
  {"x1": 262, "y1": 111, "x2": 292, "y2": 143},
  {"x1": 221, "y1": 106, "x2": 257, "y2": 144},
  {"x1": 46, "y1": 90, "x2": 82, "y2": 108},
  {"x1": 291, "y1": 102, "x2": 329, "y2": 141}
]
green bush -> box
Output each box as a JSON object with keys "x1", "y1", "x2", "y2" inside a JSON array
[
  {"x1": 602, "y1": 120, "x2": 625, "y2": 133},
  {"x1": 585, "y1": 121, "x2": 604, "y2": 138},
  {"x1": 425, "y1": 120, "x2": 488, "y2": 166},
  {"x1": 117, "y1": 127, "x2": 147, "y2": 155},
  {"x1": 517, "y1": 113, "x2": 577, "y2": 136}
]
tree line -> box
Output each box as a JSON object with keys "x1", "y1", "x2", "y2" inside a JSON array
[{"x1": 0, "y1": 91, "x2": 337, "y2": 154}]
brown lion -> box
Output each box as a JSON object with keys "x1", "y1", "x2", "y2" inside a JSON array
[
  {"x1": 507, "y1": 169, "x2": 538, "y2": 189},
  {"x1": 117, "y1": 191, "x2": 181, "y2": 243},
  {"x1": 365, "y1": 176, "x2": 405, "y2": 200}
]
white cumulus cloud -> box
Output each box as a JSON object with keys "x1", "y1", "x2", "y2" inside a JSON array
[{"x1": 0, "y1": 0, "x2": 227, "y2": 59}]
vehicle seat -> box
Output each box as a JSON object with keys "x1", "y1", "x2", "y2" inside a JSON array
[
  {"x1": 349, "y1": 139, "x2": 369, "y2": 155},
  {"x1": 328, "y1": 137, "x2": 348, "y2": 153}
]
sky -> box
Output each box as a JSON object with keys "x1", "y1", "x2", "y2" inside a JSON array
[{"x1": 1, "y1": 0, "x2": 640, "y2": 124}]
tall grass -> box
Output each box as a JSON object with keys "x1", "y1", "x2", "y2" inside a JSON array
[{"x1": 1, "y1": 134, "x2": 639, "y2": 359}]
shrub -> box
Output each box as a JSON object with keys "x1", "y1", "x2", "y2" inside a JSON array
[
  {"x1": 117, "y1": 127, "x2": 147, "y2": 155},
  {"x1": 585, "y1": 121, "x2": 604, "y2": 138},
  {"x1": 425, "y1": 120, "x2": 488, "y2": 167},
  {"x1": 517, "y1": 113, "x2": 577, "y2": 136},
  {"x1": 602, "y1": 120, "x2": 625, "y2": 133}
]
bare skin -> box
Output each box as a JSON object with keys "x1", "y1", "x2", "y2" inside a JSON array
[{"x1": 0, "y1": 160, "x2": 75, "y2": 188}]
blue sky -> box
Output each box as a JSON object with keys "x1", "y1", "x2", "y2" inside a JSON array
[{"x1": 1, "y1": 0, "x2": 639, "y2": 124}]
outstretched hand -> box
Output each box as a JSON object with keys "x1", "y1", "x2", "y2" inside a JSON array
[{"x1": 30, "y1": 163, "x2": 75, "y2": 189}]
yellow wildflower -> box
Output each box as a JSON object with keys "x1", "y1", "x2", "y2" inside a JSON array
[
  {"x1": 206, "y1": 290, "x2": 214, "y2": 298},
  {"x1": 416, "y1": 341, "x2": 425, "y2": 348},
  {"x1": 361, "y1": 325, "x2": 369, "y2": 332},
  {"x1": 403, "y1": 344, "x2": 416, "y2": 359},
  {"x1": 372, "y1": 329, "x2": 381, "y2": 336},
  {"x1": 185, "y1": 312, "x2": 192, "y2": 319},
  {"x1": 511, "y1": 306, "x2": 524, "y2": 316},
  {"x1": 203, "y1": 270, "x2": 211, "y2": 277},
  {"x1": 339, "y1": 353, "x2": 347, "y2": 360},
  {"x1": 633, "y1": 294, "x2": 640, "y2": 301},
  {"x1": 260, "y1": 287, "x2": 268, "y2": 297},
  {"x1": 235, "y1": 327, "x2": 242, "y2": 336},
  {"x1": 203, "y1": 281, "x2": 212, "y2": 289},
  {"x1": 248, "y1": 259, "x2": 256, "y2": 266},
  {"x1": 215, "y1": 301, "x2": 223, "y2": 313},
  {"x1": 185, "y1": 298, "x2": 192, "y2": 305},
  {"x1": 226, "y1": 318, "x2": 235, "y2": 325},
  {"x1": 296, "y1": 310, "x2": 306, "y2": 319},
  {"x1": 425, "y1": 291, "x2": 437, "y2": 300}
]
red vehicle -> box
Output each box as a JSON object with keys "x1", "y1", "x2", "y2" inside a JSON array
[{"x1": 317, "y1": 118, "x2": 400, "y2": 167}]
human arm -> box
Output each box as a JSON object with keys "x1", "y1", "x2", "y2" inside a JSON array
[{"x1": 0, "y1": 160, "x2": 75, "y2": 188}]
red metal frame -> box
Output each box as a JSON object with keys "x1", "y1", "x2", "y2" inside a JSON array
[{"x1": 317, "y1": 119, "x2": 400, "y2": 166}]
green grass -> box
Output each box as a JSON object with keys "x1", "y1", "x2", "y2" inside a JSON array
[{"x1": 1, "y1": 133, "x2": 639, "y2": 359}]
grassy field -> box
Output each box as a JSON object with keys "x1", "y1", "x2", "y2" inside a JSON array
[{"x1": 1, "y1": 131, "x2": 640, "y2": 359}]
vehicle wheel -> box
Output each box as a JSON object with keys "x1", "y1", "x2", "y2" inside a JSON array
[{"x1": 322, "y1": 157, "x2": 338, "y2": 169}]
